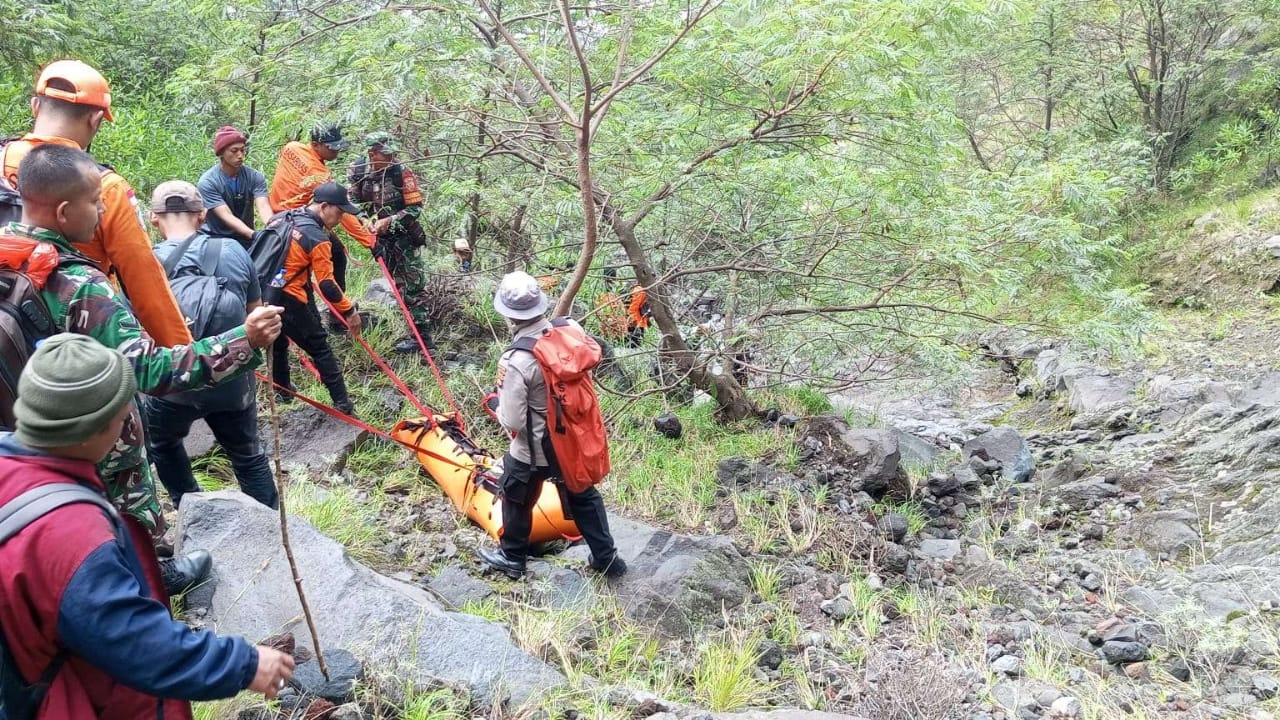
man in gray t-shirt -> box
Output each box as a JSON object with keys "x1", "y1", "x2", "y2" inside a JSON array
[
  {"x1": 143, "y1": 180, "x2": 277, "y2": 510},
  {"x1": 197, "y1": 125, "x2": 272, "y2": 244}
]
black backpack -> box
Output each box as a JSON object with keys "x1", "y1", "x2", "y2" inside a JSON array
[
  {"x1": 159, "y1": 234, "x2": 245, "y2": 340},
  {"x1": 0, "y1": 483, "x2": 123, "y2": 719},
  {"x1": 0, "y1": 252, "x2": 93, "y2": 430},
  {"x1": 247, "y1": 210, "x2": 306, "y2": 305}
]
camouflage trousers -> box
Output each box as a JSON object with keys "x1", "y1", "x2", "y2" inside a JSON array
[
  {"x1": 101, "y1": 400, "x2": 165, "y2": 536},
  {"x1": 382, "y1": 231, "x2": 430, "y2": 329}
]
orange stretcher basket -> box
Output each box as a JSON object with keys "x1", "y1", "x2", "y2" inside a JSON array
[{"x1": 391, "y1": 416, "x2": 581, "y2": 544}]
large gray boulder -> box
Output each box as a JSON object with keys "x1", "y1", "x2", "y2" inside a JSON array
[
  {"x1": 800, "y1": 415, "x2": 904, "y2": 494},
  {"x1": 1065, "y1": 373, "x2": 1135, "y2": 415},
  {"x1": 963, "y1": 427, "x2": 1034, "y2": 483},
  {"x1": 1147, "y1": 374, "x2": 1231, "y2": 422},
  {"x1": 181, "y1": 402, "x2": 367, "y2": 477},
  {"x1": 178, "y1": 492, "x2": 562, "y2": 706},
  {"x1": 563, "y1": 517, "x2": 751, "y2": 637},
  {"x1": 273, "y1": 405, "x2": 368, "y2": 475}
]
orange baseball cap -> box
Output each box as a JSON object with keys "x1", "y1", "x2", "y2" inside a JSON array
[{"x1": 35, "y1": 60, "x2": 114, "y2": 122}]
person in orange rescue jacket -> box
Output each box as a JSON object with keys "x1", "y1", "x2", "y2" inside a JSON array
[
  {"x1": 268, "y1": 182, "x2": 363, "y2": 416},
  {"x1": 0, "y1": 59, "x2": 192, "y2": 346},
  {"x1": 268, "y1": 125, "x2": 376, "y2": 333}
]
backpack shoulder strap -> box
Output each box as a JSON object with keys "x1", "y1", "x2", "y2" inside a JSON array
[
  {"x1": 510, "y1": 336, "x2": 538, "y2": 354},
  {"x1": 198, "y1": 236, "x2": 223, "y2": 277},
  {"x1": 0, "y1": 483, "x2": 121, "y2": 546},
  {"x1": 160, "y1": 233, "x2": 202, "y2": 278},
  {"x1": 55, "y1": 249, "x2": 96, "y2": 271},
  {"x1": 0, "y1": 483, "x2": 120, "y2": 712}
]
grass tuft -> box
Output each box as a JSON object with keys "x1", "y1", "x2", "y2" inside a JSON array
[{"x1": 692, "y1": 629, "x2": 776, "y2": 711}]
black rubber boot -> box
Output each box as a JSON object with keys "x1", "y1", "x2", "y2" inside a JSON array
[
  {"x1": 160, "y1": 550, "x2": 213, "y2": 595},
  {"x1": 587, "y1": 553, "x2": 628, "y2": 579},
  {"x1": 478, "y1": 546, "x2": 526, "y2": 580}
]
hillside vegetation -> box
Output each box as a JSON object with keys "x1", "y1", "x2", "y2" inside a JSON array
[{"x1": 8, "y1": 1, "x2": 1280, "y2": 719}]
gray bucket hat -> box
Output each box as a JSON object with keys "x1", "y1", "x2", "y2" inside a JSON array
[{"x1": 493, "y1": 271, "x2": 548, "y2": 320}]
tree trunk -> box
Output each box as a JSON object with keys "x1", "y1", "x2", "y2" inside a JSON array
[
  {"x1": 609, "y1": 215, "x2": 759, "y2": 421},
  {"x1": 554, "y1": 124, "x2": 598, "y2": 316}
]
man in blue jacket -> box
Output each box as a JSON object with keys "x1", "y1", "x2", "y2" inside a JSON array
[{"x1": 0, "y1": 334, "x2": 293, "y2": 718}]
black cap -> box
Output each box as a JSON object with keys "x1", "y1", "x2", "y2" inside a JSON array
[
  {"x1": 309, "y1": 124, "x2": 348, "y2": 151},
  {"x1": 312, "y1": 182, "x2": 361, "y2": 215}
]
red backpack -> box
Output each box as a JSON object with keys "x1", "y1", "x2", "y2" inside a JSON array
[{"x1": 511, "y1": 318, "x2": 610, "y2": 493}]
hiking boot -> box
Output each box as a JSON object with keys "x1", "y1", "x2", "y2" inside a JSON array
[
  {"x1": 161, "y1": 550, "x2": 213, "y2": 596},
  {"x1": 393, "y1": 336, "x2": 420, "y2": 354},
  {"x1": 333, "y1": 398, "x2": 356, "y2": 416},
  {"x1": 478, "y1": 547, "x2": 526, "y2": 580},
  {"x1": 274, "y1": 382, "x2": 297, "y2": 405},
  {"x1": 587, "y1": 553, "x2": 628, "y2": 579}
]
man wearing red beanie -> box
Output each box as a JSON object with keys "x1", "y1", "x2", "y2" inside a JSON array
[{"x1": 197, "y1": 125, "x2": 272, "y2": 245}]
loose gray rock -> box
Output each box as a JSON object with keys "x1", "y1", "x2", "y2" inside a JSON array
[
  {"x1": 992, "y1": 654, "x2": 1023, "y2": 676},
  {"x1": 959, "y1": 562, "x2": 1042, "y2": 611},
  {"x1": 881, "y1": 543, "x2": 912, "y2": 574},
  {"x1": 329, "y1": 705, "x2": 363, "y2": 720},
  {"x1": 1050, "y1": 696, "x2": 1082, "y2": 718},
  {"x1": 821, "y1": 596, "x2": 854, "y2": 621},
  {"x1": 1137, "y1": 518, "x2": 1199, "y2": 558},
  {"x1": 918, "y1": 538, "x2": 961, "y2": 561},
  {"x1": 653, "y1": 413, "x2": 683, "y2": 439},
  {"x1": 756, "y1": 638, "x2": 783, "y2": 670},
  {"x1": 1050, "y1": 478, "x2": 1120, "y2": 509},
  {"x1": 293, "y1": 648, "x2": 362, "y2": 702},
  {"x1": 183, "y1": 421, "x2": 218, "y2": 460},
  {"x1": 715, "y1": 457, "x2": 777, "y2": 486},
  {"x1": 963, "y1": 427, "x2": 1034, "y2": 483},
  {"x1": 876, "y1": 512, "x2": 909, "y2": 543},
  {"x1": 990, "y1": 680, "x2": 1042, "y2": 714},
  {"x1": 561, "y1": 516, "x2": 752, "y2": 637},
  {"x1": 425, "y1": 565, "x2": 494, "y2": 608},
  {"x1": 178, "y1": 492, "x2": 562, "y2": 705},
  {"x1": 361, "y1": 277, "x2": 397, "y2": 309},
  {"x1": 1252, "y1": 674, "x2": 1279, "y2": 700},
  {"x1": 892, "y1": 429, "x2": 939, "y2": 468},
  {"x1": 1099, "y1": 640, "x2": 1149, "y2": 665}
]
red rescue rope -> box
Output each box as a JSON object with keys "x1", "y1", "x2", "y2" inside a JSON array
[
  {"x1": 315, "y1": 292, "x2": 433, "y2": 418},
  {"x1": 375, "y1": 257, "x2": 463, "y2": 428},
  {"x1": 256, "y1": 372, "x2": 474, "y2": 472}
]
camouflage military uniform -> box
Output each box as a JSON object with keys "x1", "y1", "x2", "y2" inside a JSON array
[
  {"x1": 348, "y1": 157, "x2": 430, "y2": 330},
  {"x1": 1, "y1": 223, "x2": 261, "y2": 532}
]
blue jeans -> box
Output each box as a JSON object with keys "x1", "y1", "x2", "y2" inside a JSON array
[{"x1": 142, "y1": 387, "x2": 277, "y2": 509}]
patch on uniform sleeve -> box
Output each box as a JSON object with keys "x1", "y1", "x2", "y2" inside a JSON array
[
  {"x1": 127, "y1": 186, "x2": 146, "y2": 228},
  {"x1": 401, "y1": 169, "x2": 424, "y2": 205},
  {"x1": 496, "y1": 361, "x2": 508, "y2": 388}
]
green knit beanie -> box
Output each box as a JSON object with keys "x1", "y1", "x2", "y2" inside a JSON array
[{"x1": 15, "y1": 333, "x2": 137, "y2": 448}]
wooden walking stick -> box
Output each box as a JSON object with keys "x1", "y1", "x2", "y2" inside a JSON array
[{"x1": 265, "y1": 351, "x2": 330, "y2": 681}]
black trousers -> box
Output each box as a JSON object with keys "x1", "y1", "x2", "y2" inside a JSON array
[
  {"x1": 272, "y1": 293, "x2": 350, "y2": 404},
  {"x1": 499, "y1": 452, "x2": 617, "y2": 564}
]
